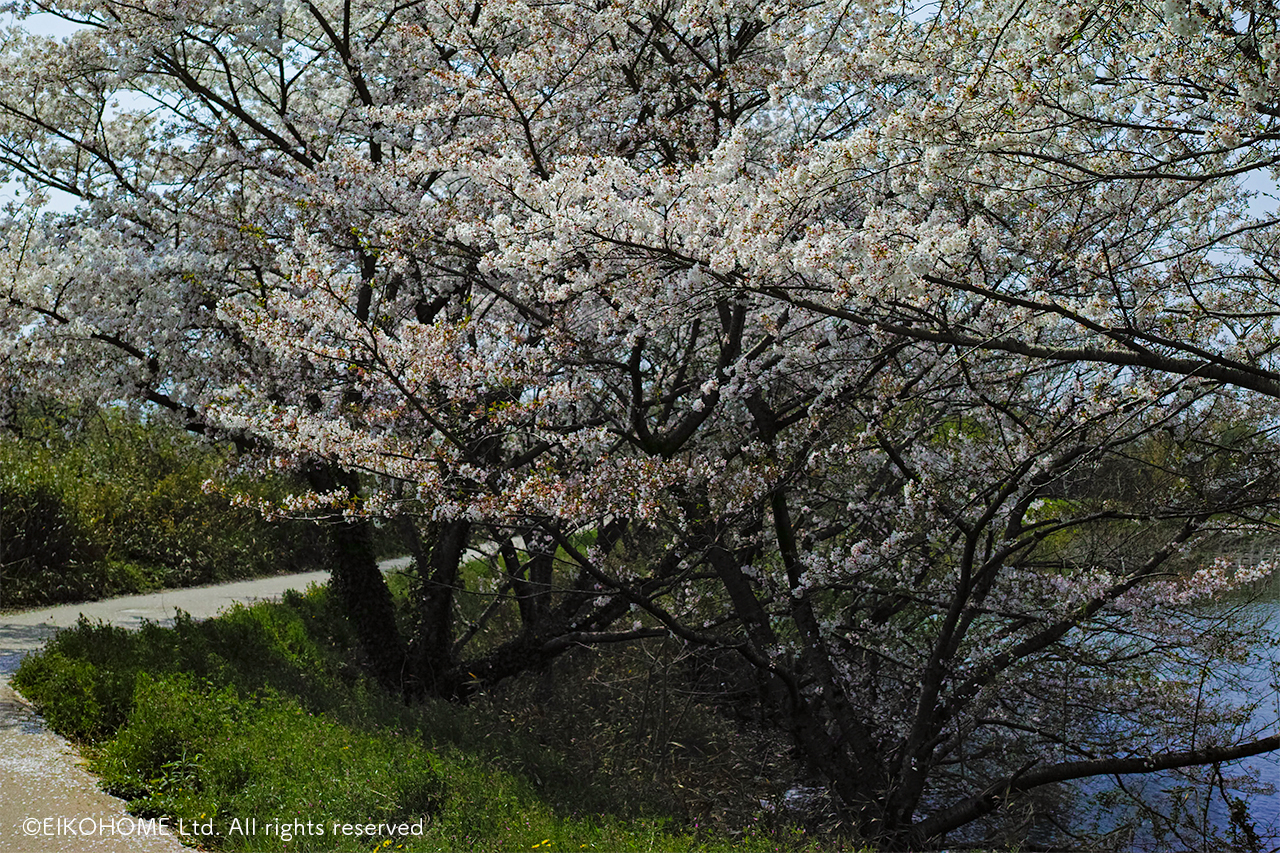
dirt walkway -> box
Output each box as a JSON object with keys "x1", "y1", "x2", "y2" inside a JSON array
[{"x1": 0, "y1": 561, "x2": 409, "y2": 851}]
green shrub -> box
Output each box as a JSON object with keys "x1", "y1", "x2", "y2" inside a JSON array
[
  {"x1": 0, "y1": 400, "x2": 331, "y2": 607},
  {"x1": 0, "y1": 465, "x2": 104, "y2": 605},
  {"x1": 13, "y1": 588, "x2": 363, "y2": 742},
  {"x1": 9, "y1": 651, "x2": 111, "y2": 741}
]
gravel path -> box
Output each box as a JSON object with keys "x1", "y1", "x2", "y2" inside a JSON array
[{"x1": 0, "y1": 561, "x2": 410, "y2": 852}]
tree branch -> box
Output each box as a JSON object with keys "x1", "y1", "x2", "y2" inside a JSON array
[{"x1": 911, "y1": 733, "x2": 1280, "y2": 844}]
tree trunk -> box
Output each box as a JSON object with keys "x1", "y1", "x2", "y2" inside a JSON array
[
  {"x1": 406, "y1": 518, "x2": 471, "y2": 697},
  {"x1": 305, "y1": 464, "x2": 406, "y2": 692}
]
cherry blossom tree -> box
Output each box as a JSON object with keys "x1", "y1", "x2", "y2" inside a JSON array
[{"x1": 3, "y1": 0, "x2": 1280, "y2": 846}]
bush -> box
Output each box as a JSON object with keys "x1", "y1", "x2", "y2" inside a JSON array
[
  {"x1": 8, "y1": 650, "x2": 116, "y2": 741},
  {"x1": 0, "y1": 471, "x2": 104, "y2": 605},
  {"x1": 95, "y1": 673, "x2": 446, "y2": 851},
  {"x1": 12, "y1": 588, "x2": 362, "y2": 736},
  {"x1": 0, "y1": 400, "x2": 330, "y2": 607}
]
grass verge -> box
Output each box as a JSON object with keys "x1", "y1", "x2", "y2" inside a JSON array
[{"x1": 13, "y1": 586, "x2": 828, "y2": 853}]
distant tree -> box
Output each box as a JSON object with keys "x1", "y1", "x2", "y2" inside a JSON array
[{"x1": 2, "y1": 0, "x2": 1280, "y2": 846}]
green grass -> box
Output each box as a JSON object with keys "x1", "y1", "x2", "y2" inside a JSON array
[
  {"x1": 13, "y1": 587, "x2": 832, "y2": 853},
  {"x1": 94, "y1": 674, "x2": 445, "y2": 852}
]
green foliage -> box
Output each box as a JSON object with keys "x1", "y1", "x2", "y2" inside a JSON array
[
  {"x1": 8, "y1": 650, "x2": 119, "y2": 741},
  {"x1": 15, "y1": 588, "x2": 830, "y2": 853},
  {"x1": 0, "y1": 462, "x2": 104, "y2": 604},
  {"x1": 12, "y1": 588, "x2": 362, "y2": 728},
  {"x1": 95, "y1": 674, "x2": 446, "y2": 851},
  {"x1": 0, "y1": 400, "x2": 327, "y2": 607}
]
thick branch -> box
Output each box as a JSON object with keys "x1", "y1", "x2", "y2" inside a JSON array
[{"x1": 911, "y1": 733, "x2": 1280, "y2": 844}]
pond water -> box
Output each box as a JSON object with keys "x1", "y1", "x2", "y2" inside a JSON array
[
  {"x1": 1068, "y1": 597, "x2": 1280, "y2": 850},
  {"x1": 1222, "y1": 600, "x2": 1280, "y2": 839}
]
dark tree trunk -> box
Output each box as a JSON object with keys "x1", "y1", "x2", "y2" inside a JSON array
[
  {"x1": 305, "y1": 464, "x2": 406, "y2": 692},
  {"x1": 499, "y1": 532, "x2": 556, "y2": 627},
  {"x1": 406, "y1": 518, "x2": 471, "y2": 697}
]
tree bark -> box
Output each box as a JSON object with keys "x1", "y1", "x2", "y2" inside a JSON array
[
  {"x1": 406, "y1": 518, "x2": 471, "y2": 697},
  {"x1": 304, "y1": 464, "x2": 406, "y2": 692}
]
